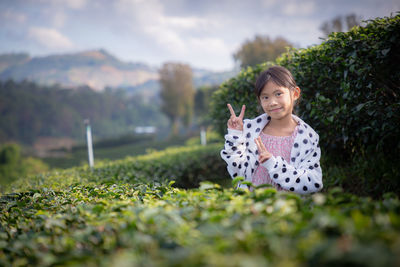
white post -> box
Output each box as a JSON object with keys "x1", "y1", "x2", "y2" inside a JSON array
[
  {"x1": 84, "y1": 119, "x2": 94, "y2": 168},
  {"x1": 200, "y1": 127, "x2": 207, "y2": 146}
]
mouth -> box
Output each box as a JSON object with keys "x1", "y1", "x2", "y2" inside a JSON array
[{"x1": 269, "y1": 107, "x2": 283, "y2": 112}]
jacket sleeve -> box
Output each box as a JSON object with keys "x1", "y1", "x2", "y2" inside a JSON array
[
  {"x1": 220, "y1": 128, "x2": 257, "y2": 182},
  {"x1": 261, "y1": 140, "x2": 323, "y2": 194}
]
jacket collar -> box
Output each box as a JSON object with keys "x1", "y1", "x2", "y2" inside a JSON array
[{"x1": 252, "y1": 113, "x2": 306, "y2": 130}]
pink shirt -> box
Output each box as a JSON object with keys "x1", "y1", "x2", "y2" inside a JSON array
[{"x1": 251, "y1": 126, "x2": 298, "y2": 191}]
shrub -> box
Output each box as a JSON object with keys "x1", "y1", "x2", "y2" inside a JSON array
[
  {"x1": 1, "y1": 182, "x2": 399, "y2": 266},
  {"x1": 3, "y1": 144, "x2": 230, "y2": 193},
  {"x1": 209, "y1": 14, "x2": 400, "y2": 196},
  {"x1": 277, "y1": 13, "x2": 400, "y2": 157},
  {"x1": 0, "y1": 143, "x2": 48, "y2": 186},
  {"x1": 211, "y1": 14, "x2": 400, "y2": 157}
]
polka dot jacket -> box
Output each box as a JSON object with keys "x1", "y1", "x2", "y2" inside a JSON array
[{"x1": 220, "y1": 113, "x2": 323, "y2": 194}]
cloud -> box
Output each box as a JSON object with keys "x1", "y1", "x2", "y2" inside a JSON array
[
  {"x1": 114, "y1": 0, "x2": 219, "y2": 55},
  {"x1": 35, "y1": 0, "x2": 87, "y2": 9},
  {"x1": 51, "y1": 11, "x2": 67, "y2": 28},
  {"x1": 188, "y1": 37, "x2": 230, "y2": 54},
  {"x1": 0, "y1": 9, "x2": 27, "y2": 24},
  {"x1": 65, "y1": 0, "x2": 87, "y2": 9},
  {"x1": 28, "y1": 27, "x2": 75, "y2": 50},
  {"x1": 281, "y1": 0, "x2": 316, "y2": 16}
]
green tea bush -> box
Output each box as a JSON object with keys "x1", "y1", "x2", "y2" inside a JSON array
[
  {"x1": 277, "y1": 14, "x2": 400, "y2": 157},
  {"x1": 211, "y1": 14, "x2": 400, "y2": 157},
  {"x1": 3, "y1": 144, "x2": 229, "y2": 193},
  {"x1": 1, "y1": 182, "x2": 399, "y2": 266},
  {"x1": 210, "y1": 14, "x2": 400, "y2": 196}
]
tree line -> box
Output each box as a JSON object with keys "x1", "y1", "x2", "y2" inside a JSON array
[{"x1": 0, "y1": 80, "x2": 168, "y2": 145}]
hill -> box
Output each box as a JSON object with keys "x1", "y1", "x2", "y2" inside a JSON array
[{"x1": 0, "y1": 49, "x2": 236, "y2": 93}]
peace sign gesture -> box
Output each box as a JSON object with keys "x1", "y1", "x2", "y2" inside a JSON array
[
  {"x1": 254, "y1": 136, "x2": 272, "y2": 163},
  {"x1": 227, "y1": 104, "x2": 246, "y2": 131}
]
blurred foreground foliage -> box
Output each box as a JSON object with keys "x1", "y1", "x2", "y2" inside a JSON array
[
  {"x1": 1, "y1": 181, "x2": 399, "y2": 266},
  {"x1": 1, "y1": 142, "x2": 399, "y2": 266}
]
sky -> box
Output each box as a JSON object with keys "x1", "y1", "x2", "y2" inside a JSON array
[{"x1": 0, "y1": 0, "x2": 399, "y2": 71}]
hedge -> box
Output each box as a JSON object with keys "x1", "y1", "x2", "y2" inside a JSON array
[
  {"x1": 209, "y1": 14, "x2": 400, "y2": 197},
  {"x1": 210, "y1": 13, "x2": 400, "y2": 157},
  {"x1": 1, "y1": 182, "x2": 399, "y2": 266},
  {"x1": 277, "y1": 14, "x2": 400, "y2": 157},
  {"x1": 2, "y1": 144, "x2": 230, "y2": 194}
]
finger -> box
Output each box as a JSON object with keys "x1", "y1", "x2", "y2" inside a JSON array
[
  {"x1": 238, "y1": 105, "x2": 246, "y2": 120},
  {"x1": 254, "y1": 137, "x2": 262, "y2": 151},
  {"x1": 227, "y1": 104, "x2": 236, "y2": 117},
  {"x1": 256, "y1": 137, "x2": 267, "y2": 153},
  {"x1": 257, "y1": 137, "x2": 268, "y2": 152}
]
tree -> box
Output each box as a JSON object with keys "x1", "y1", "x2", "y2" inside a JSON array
[
  {"x1": 233, "y1": 35, "x2": 293, "y2": 69},
  {"x1": 0, "y1": 143, "x2": 48, "y2": 187},
  {"x1": 159, "y1": 63, "x2": 195, "y2": 136},
  {"x1": 320, "y1": 13, "x2": 361, "y2": 37}
]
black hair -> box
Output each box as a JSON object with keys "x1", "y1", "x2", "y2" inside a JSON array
[{"x1": 255, "y1": 66, "x2": 298, "y2": 98}]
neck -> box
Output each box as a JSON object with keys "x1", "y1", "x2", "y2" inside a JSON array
[{"x1": 268, "y1": 113, "x2": 297, "y2": 129}]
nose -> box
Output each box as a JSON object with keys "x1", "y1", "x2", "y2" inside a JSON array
[{"x1": 269, "y1": 98, "x2": 278, "y2": 107}]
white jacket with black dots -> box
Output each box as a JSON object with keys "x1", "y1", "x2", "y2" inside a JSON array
[{"x1": 220, "y1": 113, "x2": 323, "y2": 194}]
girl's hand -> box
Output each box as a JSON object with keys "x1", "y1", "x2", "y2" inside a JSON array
[
  {"x1": 227, "y1": 103, "x2": 245, "y2": 131},
  {"x1": 254, "y1": 136, "x2": 272, "y2": 163}
]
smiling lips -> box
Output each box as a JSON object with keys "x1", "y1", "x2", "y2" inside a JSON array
[{"x1": 269, "y1": 107, "x2": 283, "y2": 112}]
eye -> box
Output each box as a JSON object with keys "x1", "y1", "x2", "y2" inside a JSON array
[
  {"x1": 275, "y1": 92, "x2": 283, "y2": 97},
  {"x1": 261, "y1": 96, "x2": 268, "y2": 100}
]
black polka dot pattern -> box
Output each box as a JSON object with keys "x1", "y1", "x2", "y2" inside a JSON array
[{"x1": 221, "y1": 114, "x2": 322, "y2": 194}]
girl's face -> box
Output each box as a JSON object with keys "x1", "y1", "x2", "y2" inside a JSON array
[{"x1": 259, "y1": 80, "x2": 300, "y2": 121}]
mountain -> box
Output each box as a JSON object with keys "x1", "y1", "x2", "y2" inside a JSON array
[
  {"x1": 0, "y1": 49, "x2": 158, "y2": 91},
  {"x1": 0, "y1": 50, "x2": 236, "y2": 93}
]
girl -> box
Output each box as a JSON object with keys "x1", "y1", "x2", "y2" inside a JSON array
[{"x1": 220, "y1": 66, "x2": 323, "y2": 194}]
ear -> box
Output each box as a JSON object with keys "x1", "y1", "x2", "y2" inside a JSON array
[{"x1": 293, "y1": 87, "x2": 301, "y2": 100}]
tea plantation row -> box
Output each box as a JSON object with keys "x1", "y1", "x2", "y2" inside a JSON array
[
  {"x1": 1, "y1": 144, "x2": 400, "y2": 266},
  {"x1": 1, "y1": 181, "x2": 400, "y2": 266}
]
